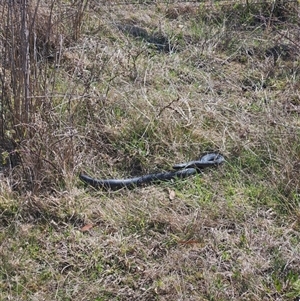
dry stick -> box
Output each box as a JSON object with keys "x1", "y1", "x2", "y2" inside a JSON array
[
  {"x1": 156, "y1": 97, "x2": 180, "y2": 118},
  {"x1": 8, "y1": 2, "x2": 20, "y2": 127},
  {"x1": 21, "y1": 0, "x2": 30, "y2": 125},
  {"x1": 275, "y1": 28, "x2": 300, "y2": 48}
]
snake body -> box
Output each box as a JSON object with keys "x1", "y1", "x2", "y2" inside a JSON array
[{"x1": 79, "y1": 153, "x2": 224, "y2": 190}]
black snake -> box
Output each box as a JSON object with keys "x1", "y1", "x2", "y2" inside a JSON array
[{"x1": 79, "y1": 153, "x2": 224, "y2": 190}]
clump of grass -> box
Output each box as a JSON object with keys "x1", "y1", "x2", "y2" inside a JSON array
[{"x1": 0, "y1": 0, "x2": 89, "y2": 193}]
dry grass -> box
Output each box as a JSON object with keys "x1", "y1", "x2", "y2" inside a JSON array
[{"x1": 1, "y1": 1, "x2": 300, "y2": 300}]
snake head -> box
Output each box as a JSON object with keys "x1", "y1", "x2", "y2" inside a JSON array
[{"x1": 173, "y1": 153, "x2": 225, "y2": 170}]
